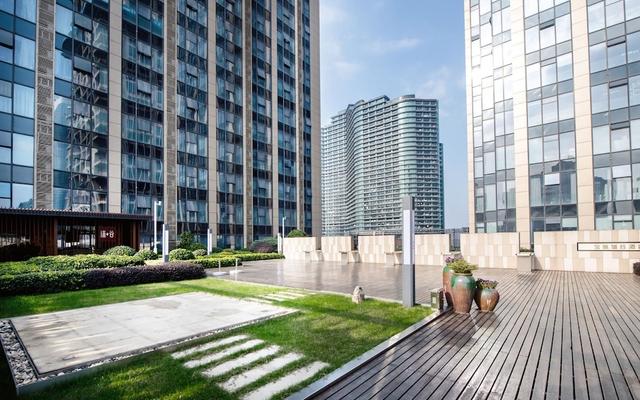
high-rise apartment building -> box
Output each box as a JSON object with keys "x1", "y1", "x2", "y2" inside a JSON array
[
  {"x1": 464, "y1": 0, "x2": 640, "y2": 272},
  {"x1": 0, "y1": 0, "x2": 320, "y2": 249},
  {"x1": 321, "y1": 95, "x2": 444, "y2": 236}
]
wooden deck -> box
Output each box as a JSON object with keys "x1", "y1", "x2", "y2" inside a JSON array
[{"x1": 306, "y1": 271, "x2": 640, "y2": 400}]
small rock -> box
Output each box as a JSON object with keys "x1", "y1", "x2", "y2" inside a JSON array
[{"x1": 352, "y1": 286, "x2": 365, "y2": 304}]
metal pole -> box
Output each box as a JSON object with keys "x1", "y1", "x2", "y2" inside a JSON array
[
  {"x1": 153, "y1": 201, "x2": 159, "y2": 253},
  {"x1": 162, "y1": 224, "x2": 169, "y2": 263},
  {"x1": 207, "y1": 228, "x2": 213, "y2": 255},
  {"x1": 402, "y1": 195, "x2": 416, "y2": 307}
]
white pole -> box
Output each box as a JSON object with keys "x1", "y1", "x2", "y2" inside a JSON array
[
  {"x1": 402, "y1": 196, "x2": 416, "y2": 307},
  {"x1": 162, "y1": 224, "x2": 169, "y2": 262},
  {"x1": 207, "y1": 228, "x2": 213, "y2": 255},
  {"x1": 153, "y1": 201, "x2": 159, "y2": 253}
]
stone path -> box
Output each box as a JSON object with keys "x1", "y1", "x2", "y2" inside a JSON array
[
  {"x1": 171, "y1": 333, "x2": 328, "y2": 400},
  {"x1": 249, "y1": 291, "x2": 308, "y2": 304}
]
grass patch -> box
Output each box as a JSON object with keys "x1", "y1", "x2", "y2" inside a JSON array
[{"x1": 0, "y1": 278, "x2": 432, "y2": 400}]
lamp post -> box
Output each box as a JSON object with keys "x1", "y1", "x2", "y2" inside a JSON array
[
  {"x1": 153, "y1": 200, "x2": 162, "y2": 253},
  {"x1": 282, "y1": 215, "x2": 286, "y2": 240},
  {"x1": 402, "y1": 195, "x2": 415, "y2": 308}
]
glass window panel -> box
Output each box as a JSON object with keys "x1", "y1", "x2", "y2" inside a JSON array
[
  {"x1": 541, "y1": 63, "x2": 557, "y2": 86},
  {"x1": 524, "y1": 0, "x2": 538, "y2": 17},
  {"x1": 612, "y1": 164, "x2": 631, "y2": 178},
  {"x1": 12, "y1": 183, "x2": 32, "y2": 208},
  {"x1": 557, "y1": 53, "x2": 572, "y2": 82},
  {"x1": 55, "y1": 50, "x2": 72, "y2": 81},
  {"x1": 529, "y1": 137, "x2": 543, "y2": 164},
  {"x1": 54, "y1": 95, "x2": 72, "y2": 126},
  {"x1": 544, "y1": 135, "x2": 559, "y2": 162},
  {"x1": 606, "y1": 1, "x2": 625, "y2": 26},
  {"x1": 14, "y1": 36, "x2": 34, "y2": 70},
  {"x1": 560, "y1": 132, "x2": 576, "y2": 159},
  {"x1": 608, "y1": 43, "x2": 627, "y2": 68},
  {"x1": 632, "y1": 119, "x2": 640, "y2": 149},
  {"x1": 55, "y1": 5, "x2": 73, "y2": 37},
  {"x1": 540, "y1": 26, "x2": 556, "y2": 49},
  {"x1": 590, "y1": 43, "x2": 607, "y2": 72},
  {"x1": 484, "y1": 151, "x2": 495, "y2": 174},
  {"x1": 629, "y1": 32, "x2": 640, "y2": 63},
  {"x1": 613, "y1": 177, "x2": 632, "y2": 200},
  {"x1": 527, "y1": 63, "x2": 541, "y2": 88},
  {"x1": 589, "y1": 2, "x2": 605, "y2": 32},
  {"x1": 16, "y1": 0, "x2": 36, "y2": 22},
  {"x1": 558, "y1": 93, "x2": 574, "y2": 120},
  {"x1": 543, "y1": 97, "x2": 558, "y2": 124},
  {"x1": 611, "y1": 128, "x2": 630, "y2": 152},
  {"x1": 633, "y1": 163, "x2": 640, "y2": 199},
  {"x1": 594, "y1": 167, "x2": 611, "y2": 201},
  {"x1": 610, "y1": 85, "x2": 629, "y2": 110},
  {"x1": 556, "y1": 14, "x2": 571, "y2": 43},
  {"x1": 592, "y1": 84, "x2": 609, "y2": 113},
  {"x1": 528, "y1": 100, "x2": 542, "y2": 126},
  {"x1": 0, "y1": 147, "x2": 9, "y2": 163},
  {"x1": 13, "y1": 85, "x2": 33, "y2": 118},
  {"x1": 561, "y1": 171, "x2": 576, "y2": 204},
  {"x1": 593, "y1": 126, "x2": 611, "y2": 154},
  {"x1": 12, "y1": 134, "x2": 32, "y2": 166},
  {"x1": 628, "y1": 0, "x2": 640, "y2": 20},
  {"x1": 525, "y1": 27, "x2": 539, "y2": 53},
  {"x1": 0, "y1": 0, "x2": 12, "y2": 14},
  {"x1": 54, "y1": 141, "x2": 70, "y2": 171},
  {"x1": 596, "y1": 215, "x2": 613, "y2": 230},
  {"x1": 485, "y1": 184, "x2": 496, "y2": 211},
  {"x1": 630, "y1": 76, "x2": 640, "y2": 106}
]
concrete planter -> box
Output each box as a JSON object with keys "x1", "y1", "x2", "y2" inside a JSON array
[
  {"x1": 451, "y1": 273, "x2": 475, "y2": 314},
  {"x1": 516, "y1": 253, "x2": 534, "y2": 273}
]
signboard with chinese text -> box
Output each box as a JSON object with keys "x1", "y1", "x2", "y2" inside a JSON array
[{"x1": 577, "y1": 242, "x2": 640, "y2": 251}]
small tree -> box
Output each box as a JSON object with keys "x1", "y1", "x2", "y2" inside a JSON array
[
  {"x1": 287, "y1": 229, "x2": 307, "y2": 238},
  {"x1": 178, "y1": 231, "x2": 195, "y2": 250}
]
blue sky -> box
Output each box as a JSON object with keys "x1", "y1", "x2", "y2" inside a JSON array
[{"x1": 320, "y1": 0, "x2": 468, "y2": 228}]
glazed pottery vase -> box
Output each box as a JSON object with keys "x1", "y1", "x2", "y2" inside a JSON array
[
  {"x1": 450, "y1": 273, "x2": 475, "y2": 314},
  {"x1": 442, "y1": 264, "x2": 453, "y2": 307},
  {"x1": 474, "y1": 288, "x2": 500, "y2": 312}
]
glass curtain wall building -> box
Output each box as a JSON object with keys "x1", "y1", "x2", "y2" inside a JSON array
[
  {"x1": 6, "y1": 0, "x2": 319, "y2": 249},
  {"x1": 321, "y1": 95, "x2": 444, "y2": 236},
  {"x1": 465, "y1": 0, "x2": 640, "y2": 246}
]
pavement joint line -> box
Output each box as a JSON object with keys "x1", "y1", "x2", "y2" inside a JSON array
[
  {"x1": 265, "y1": 293, "x2": 298, "y2": 301},
  {"x1": 184, "y1": 339, "x2": 264, "y2": 369},
  {"x1": 170, "y1": 335, "x2": 249, "y2": 359},
  {"x1": 201, "y1": 345, "x2": 281, "y2": 378},
  {"x1": 259, "y1": 294, "x2": 291, "y2": 302},
  {"x1": 221, "y1": 352, "x2": 304, "y2": 392},
  {"x1": 245, "y1": 298, "x2": 274, "y2": 304},
  {"x1": 241, "y1": 361, "x2": 329, "y2": 400}
]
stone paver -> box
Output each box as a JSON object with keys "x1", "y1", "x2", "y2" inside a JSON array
[
  {"x1": 183, "y1": 339, "x2": 264, "y2": 369},
  {"x1": 241, "y1": 361, "x2": 329, "y2": 400},
  {"x1": 202, "y1": 345, "x2": 281, "y2": 378},
  {"x1": 222, "y1": 259, "x2": 515, "y2": 303},
  {"x1": 10, "y1": 293, "x2": 292, "y2": 374},
  {"x1": 221, "y1": 352, "x2": 304, "y2": 392},
  {"x1": 171, "y1": 335, "x2": 248, "y2": 359}
]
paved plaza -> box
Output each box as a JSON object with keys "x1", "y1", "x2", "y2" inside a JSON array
[
  {"x1": 10, "y1": 292, "x2": 293, "y2": 375},
  {"x1": 218, "y1": 259, "x2": 515, "y2": 304}
]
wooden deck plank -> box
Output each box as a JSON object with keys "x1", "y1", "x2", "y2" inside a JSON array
[{"x1": 304, "y1": 272, "x2": 640, "y2": 400}]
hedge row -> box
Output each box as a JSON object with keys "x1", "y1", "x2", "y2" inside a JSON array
[
  {"x1": 28, "y1": 255, "x2": 145, "y2": 272},
  {"x1": 0, "y1": 263, "x2": 205, "y2": 296},
  {"x1": 191, "y1": 252, "x2": 284, "y2": 269},
  {"x1": 191, "y1": 257, "x2": 239, "y2": 268}
]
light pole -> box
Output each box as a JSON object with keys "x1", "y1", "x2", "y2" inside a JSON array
[
  {"x1": 282, "y1": 215, "x2": 286, "y2": 240},
  {"x1": 153, "y1": 200, "x2": 162, "y2": 253}
]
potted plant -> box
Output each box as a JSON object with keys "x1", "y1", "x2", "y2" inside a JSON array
[
  {"x1": 443, "y1": 254, "x2": 462, "y2": 307},
  {"x1": 474, "y1": 278, "x2": 500, "y2": 312},
  {"x1": 448, "y1": 259, "x2": 477, "y2": 314},
  {"x1": 517, "y1": 246, "x2": 534, "y2": 273}
]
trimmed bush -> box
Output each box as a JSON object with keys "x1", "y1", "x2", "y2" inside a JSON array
[
  {"x1": 0, "y1": 264, "x2": 205, "y2": 296},
  {"x1": 249, "y1": 237, "x2": 278, "y2": 253},
  {"x1": 0, "y1": 270, "x2": 87, "y2": 295},
  {"x1": 28, "y1": 255, "x2": 144, "y2": 271},
  {"x1": 0, "y1": 242, "x2": 41, "y2": 262},
  {"x1": 83, "y1": 264, "x2": 205, "y2": 289},
  {"x1": 135, "y1": 248, "x2": 158, "y2": 260},
  {"x1": 191, "y1": 257, "x2": 239, "y2": 268},
  {"x1": 192, "y1": 249, "x2": 207, "y2": 257},
  {"x1": 634, "y1": 262, "x2": 640, "y2": 276},
  {"x1": 236, "y1": 252, "x2": 284, "y2": 262},
  {"x1": 169, "y1": 248, "x2": 194, "y2": 261},
  {"x1": 0, "y1": 261, "x2": 41, "y2": 276},
  {"x1": 103, "y1": 246, "x2": 136, "y2": 256},
  {"x1": 287, "y1": 229, "x2": 307, "y2": 238}
]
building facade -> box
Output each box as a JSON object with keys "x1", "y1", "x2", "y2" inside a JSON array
[
  {"x1": 465, "y1": 0, "x2": 640, "y2": 272},
  {"x1": 321, "y1": 95, "x2": 444, "y2": 236},
  {"x1": 0, "y1": 0, "x2": 320, "y2": 249}
]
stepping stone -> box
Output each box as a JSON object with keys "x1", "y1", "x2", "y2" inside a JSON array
[
  {"x1": 259, "y1": 294, "x2": 296, "y2": 302},
  {"x1": 272, "y1": 292, "x2": 304, "y2": 300},
  {"x1": 245, "y1": 297, "x2": 273, "y2": 304},
  {"x1": 171, "y1": 335, "x2": 249, "y2": 359},
  {"x1": 202, "y1": 345, "x2": 281, "y2": 378},
  {"x1": 221, "y1": 352, "x2": 304, "y2": 392},
  {"x1": 241, "y1": 361, "x2": 329, "y2": 400},
  {"x1": 184, "y1": 339, "x2": 264, "y2": 369},
  {"x1": 280, "y1": 292, "x2": 306, "y2": 298}
]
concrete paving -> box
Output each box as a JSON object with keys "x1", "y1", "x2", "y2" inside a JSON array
[
  {"x1": 221, "y1": 259, "x2": 516, "y2": 304},
  {"x1": 241, "y1": 361, "x2": 329, "y2": 400},
  {"x1": 10, "y1": 292, "x2": 292, "y2": 375}
]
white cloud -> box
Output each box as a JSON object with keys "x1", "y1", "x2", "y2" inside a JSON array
[
  {"x1": 367, "y1": 37, "x2": 422, "y2": 55},
  {"x1": 331, "y1": 60, "x2": 362, "y2": 77},
  {"x1": 416, "y1": 66, "x2": 455, "y2": 101},
  {"x1": 320, "y1": 1, "x2": 347, "y2": 26}
]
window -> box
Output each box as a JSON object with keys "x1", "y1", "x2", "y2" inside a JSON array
[
  {"x1": 55, "y1": 5, "x2": 73, "y2": 37},
  {"x1": 593, "y1": 126, "x2": 610, "y2": 154},
  {"x1": 610, "y1": 84, "x2": 629, "y2": 110},
  {"x1": 54, "y1": 96, "x2": 72, "y2": 126},
  {"x1": 15, "y1": 0, "x2": 36, "y2": 22},
  {"x1": 529, "y1": 137, "x2": 543, "y2": 164},
  {"x1": 591, "y1": 84, "x2": 609, "y2": 113},
  {"x1": 589, "y1": 2, "x2": 605, "y2": 32},
  {"x1": 540, "y1": 25, "x2": 555, "y2": 49},
  {"x1": 558, "y1": 93, "x2": 574, "y2": 120},
  {"x1": 55, "y1": 50, "x2": 72, "y2": 81},
  {"x1": 527, "y1": 63, "x2": 541, "y2": 88},
  {"x1": 594, "y1": 167, "x2": 612, "y2": 201},
  {"x1": 14, "y1": 36, "x2": 34, "y2": 70},
  {"x1": 608, "y1": 42, "x2": 626, "y2": 68},
  {"x1": 557, "y1": 53, "x2": 572, "y2": 81},
  {"x1": 528, "y1": 100, "x2": 542, "y2": 126},
  {"x1": 556, "y1": 15, "x2": 571, "y2": 43},
  {"x1": 13, "y1": 85, "x2": 33, "y2": 118},
  {"x1": 590, "y1": 43, "x2": 607, "y2": 72},
  {"x1": 12, "y1": 183, "x2": 32, "y2": 208},
  {"x1": 611, "y1": 127, "x2": 630, "y2": 152}
]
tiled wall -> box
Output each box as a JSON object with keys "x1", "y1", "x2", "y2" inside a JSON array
[
  {"x1": 534, "y1": 230, "x2": 640, "y2": 273},
  {"x1": 282, "y1": 237, "x2": 320, "y2": 261},
  {"x1": 321, "y1": 236, "x2": 352, "y2": 262},
  {"x1": 415, "y1": 234, "x2": 450, "y2": 266},
  {"x1": 357, "y1": 235, "x2": 396, "y2": 264},
  {"x1": 461, "y1": 233, "x2": 520, "y2": 269}
]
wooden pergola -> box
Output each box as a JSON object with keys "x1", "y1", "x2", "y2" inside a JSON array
[{"x1": 0, "y1": 208, "x2": 150, "y2": 256}]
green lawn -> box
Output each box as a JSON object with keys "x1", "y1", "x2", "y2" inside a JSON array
[{"x1": 0, "y1": 278, "x2": 432, "y2": 400}]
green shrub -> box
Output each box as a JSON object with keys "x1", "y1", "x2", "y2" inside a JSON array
[
  {"x1": 0, "y1": 264, "x2": 205, "y2": 296},
  {"x1": 135, "y1": 249, "x2": 158, "y2": 260},
  {"x1": 28, "y1": 255, "x2": 144, "y2": 271},
  {"x1": 249, "y1": 237, "x2": 278, "y2": 253},
  {"x1": 0, "y1": 242, "x2": 41, "y2": 262},
  {"x1": 177, "y1": 231, "x2": 195, "y2": 249},
  {"x1": 103, "y1": 245, "x2": 136, "y2": 256},
  {"x1": 192, "y1": 249, "x2": 207, "y2": 257},
  {"x1": 236, "y1": 253, "x2": 284, "y2": 262},
  {"x1": 0, "y1": 261, "x2": 40, "y2": 276},
  {"x1": 287, "y1": 229, "x2": 307, "y2": 238},
  {"x1": 191, "y1": 257, "x2": 239, "y2": 268},
  {"x1": 169, "y1": 248, "x2": 194, "y2": 261},
  {"x1": 448, "y1": 259, "x2": 477, "y2": 274}
]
